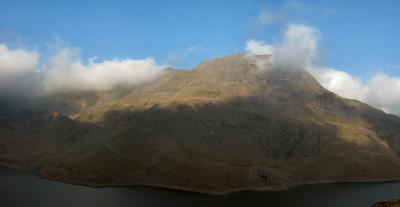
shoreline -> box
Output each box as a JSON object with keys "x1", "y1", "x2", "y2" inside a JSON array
[{"x1": 2, "y1": 164, "x2": 400, "y2": 195}]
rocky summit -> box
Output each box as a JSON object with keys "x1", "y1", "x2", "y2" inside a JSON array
[{"x1": 1, "y1": 54, "x2": 400, "y2": 194}]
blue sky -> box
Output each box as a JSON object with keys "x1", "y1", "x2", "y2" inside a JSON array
[{"x1": 0, "y1": 0, "x2": 399, "y2": 76}]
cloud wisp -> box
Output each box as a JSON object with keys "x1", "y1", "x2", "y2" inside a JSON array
[
  {"x1": 0, "y1": 42, "x2": 167, "y2": 97},
  {"x1": 252, "y1": 0, "x2": 313, "y2": 28},
  {"x1": 246, "y1": 24, "x2": 400, "y2": 115}
]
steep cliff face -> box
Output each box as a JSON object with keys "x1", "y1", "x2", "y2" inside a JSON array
[{"x1": 1, "y1": 54, "x2": 400, "y2": 194}]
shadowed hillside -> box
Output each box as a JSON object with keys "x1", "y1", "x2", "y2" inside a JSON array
[{"x1": 1, "y1": 55, "x2": 400, "y2": 194}]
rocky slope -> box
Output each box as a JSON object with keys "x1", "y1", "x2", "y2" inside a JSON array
[
  {"x1": 371, "y1": 199, "x2": 400, "y2": 207},
  {"x1": 1, "y1": 54, "x2": 400, "y2": 194}
]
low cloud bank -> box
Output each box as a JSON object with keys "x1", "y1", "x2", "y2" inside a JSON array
[
  {"x1": 246, "y1": 24, "x2": 400, "y2": 115},
  {"x1": 0, "y1": 43, "x2": 166, "y2": 96}
]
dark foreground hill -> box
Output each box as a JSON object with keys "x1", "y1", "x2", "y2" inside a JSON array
[{"x1": 1, "y1": 54, "x2": 400, "y2": 194}]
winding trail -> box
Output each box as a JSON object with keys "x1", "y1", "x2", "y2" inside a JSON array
[{"x1": 104, "y1": 138, "x2": 221, "y2": 190}]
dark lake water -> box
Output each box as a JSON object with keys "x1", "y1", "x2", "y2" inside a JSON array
[{"x1": 1, "y1": 166, "x2": 400, "y2": 207}]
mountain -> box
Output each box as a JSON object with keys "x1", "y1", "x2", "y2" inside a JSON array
[{"x1": 1, "y1": 54, "x2": 400, "y2": 194}]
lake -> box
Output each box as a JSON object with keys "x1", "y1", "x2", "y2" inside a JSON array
[{"x1": 1, "y1": 166, "x2": 400, "y2": 207}]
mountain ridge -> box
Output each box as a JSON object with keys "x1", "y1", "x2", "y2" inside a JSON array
[{"x1": 1, "y1": 54, "x2": 400, "y2": 194}]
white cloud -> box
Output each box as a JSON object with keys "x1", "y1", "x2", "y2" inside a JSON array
[
  {"x1": 313, "y1": 69, "x2": 400, "y2": 115},
  {"x1": 40, "y1": 46, "x2": 166, "y2": 95},
  {"x1": 274, "y1": 24, "x2": 319, "y2": 69},
  {"x1": 246, "y1": 24, "x2": 400, "y2": 115},
  {"x1": 0, "y1": 42, "x2": 167, "y2": 96},
  {"x1": 245, "y1": 39, "x2": 274, "y2": 56},
  {"x1": 310, "y1": 67, "x2": 367, "y2": 101},
  {"x1": 365, "y1": 74, "x2": 400, "y2": 114},
  {"x1": 246, "y1": 24, "x2": 319, "y2": 70},
  {"x1": 0, "y1": 44, "x2": 39, "y2": 90}
]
